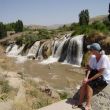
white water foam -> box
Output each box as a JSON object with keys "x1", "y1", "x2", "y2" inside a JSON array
[
  {"x1": 62, "y1": 61, "x2": 81, "y2": 67},
  {"x1": 7, "y1": 44, "x2": 24, "y2": 57},
  {"x1": 6, "y1": 44, "x2": 27, "y2": 63},
  {"x1": 15, "y1": 55, "x2": 27, "y2": 64},
  {"x1": 40, "y1": 56, "x2": 58, "y2": 64}
]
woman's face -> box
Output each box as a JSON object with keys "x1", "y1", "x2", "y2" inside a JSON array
[{"x1": 90, "y1": 49, "x2": 98, "y2": 56}]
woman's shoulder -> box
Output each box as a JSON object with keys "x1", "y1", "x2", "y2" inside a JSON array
[
  {"x1": 89, "y1": 55, "x2": 96, "y2": 60},
  {"x1": 89, "y1": 55, "x2": 96, "y2": 62},
  {"x1": 101, "y1": 55, "x2": 110, "y2": 61},
  {"x1": 90, "y1": 55, "x2": 95, "y2": 58}
]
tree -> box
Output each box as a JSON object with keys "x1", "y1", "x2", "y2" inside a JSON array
[
  {"x1": 108, "y1": 3, "x2": 110, "y2": 22},
  {"x1": 0, "y1": 22, "x2": 7, "y2": 39},
  {"x1": 85, "y1": 10, "x2": 89, "y2": 24},
  {"x1": 5, "y1": 22, "x2": 16, "y2": 31},
  {"x1": 15, "y1": 20, "x2": 23, "y2": 33},
  {"x1": 79, "y1": 9, "x2": 89, "y2": 25}
]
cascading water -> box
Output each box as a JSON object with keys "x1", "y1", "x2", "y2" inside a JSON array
[
  {"x1": 27, "y1": 41, "x2": 40, "y2": 58},
  {"x1": 6, "y1": 34, "x2": 84, "y2": 65},
  {"x1": 40, "y1": 36, "x2": 68, "y2": 64},
  {"x1": 37, "y1": 42, "x2": 45, "y2": 60},
  {"x1": 5, "y1": 44, "x2": 14, "y2": 53},
  {"x1": 64, "y1": 35, "x2": 83, "y2": 65},
  {"x1": 41, "y1": 35, "x2": 83, "y2": 65},
  {"x1": 6, "y1": 44, "x2": 24, "y2": 57},
  {"x1": 6, "y1": 44, "x2": 27, "y2": 63},
  {"x1": 53, "y1": 37, "x2": 67, "y2": 58}
]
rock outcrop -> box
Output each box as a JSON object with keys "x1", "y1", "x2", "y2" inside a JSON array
[{"x1": 92, "y1": 85, "x2": 110, "y2": 110}]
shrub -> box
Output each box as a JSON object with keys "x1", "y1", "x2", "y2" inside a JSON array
[
  {"x1": 0, "y1": 93, "x2": 8, "y2": 101},
  {"x1": 1, "y1": 80, "x2": 11, "y2": 93},
  {"x1": 16, "y1": 29, "x2": 51, "y2": 47},
  {"x1": 37, "y1": 29, "x2": 51, "y2": 39},
  {"x1": 59, "y1": 92, "x2": 68, "y2": 100},
  {"x1": 32, "y1": 98, "x2": 52, "y2": 109},
  {"x1": 91, "y1": 21, "x2": 107, "y2": 31},
  {"x1": 12, "y1": 101, "x2": 32, "y2": 110}
]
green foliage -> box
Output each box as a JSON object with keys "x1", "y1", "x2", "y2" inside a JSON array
[
  {"x1": 15, "y1": 20, "x2": 23, "y2": 33},
  {"x1": 59, "y1": 92, "x2": 68, "y2": 100},
  {"x1": 28, "y1": 89, "x2": 38, "y2": 98},
  {"x1": 103, "y1": 19, "x2": 110, "y2": 26},
  {"x1": 108, "y1": 3, "x2": 110, "y2": 21},
  {"x1": 79, "y1": 9, "x2": 89, "y2": 25},
  {"x1": 5, "y1": 22, "x2": 16, "y2": 31},
  {"x1": 1, "y1": 81, "x2": 11, "y2": 93},
  {"x1": 58, "y1": 25, "x2": 70, "y2": 32},
  {"x1": 0, "y1": 22, "x2": 7, "y2": 39},
  {"x1": 50, "y1": 30, "x2": 58, "y2": 38},
  {"x1": 69, "y1": 23, "x2": 79, "y2": 31},
  {"x1": 16, "y1": 29, "x2": 51, "y2": 48},
  {"x1": 103, "y1": 20, "x2": 110, "y2": 30},
  {"x1": 37, "y1": 29, "x2": 51, "y2": 39},
  {"x1": 16, "y1": 35, "x2": 38, "y2": 48},
  {"x1": 25, "y1": 79, "x2": 55, "y2": 109},
  {"x1": 0, "y1": 93, "x2": 8, "y2": 101},
  {"x1": 32, "y1": 98, "x2": 52, "y2": 109},
  {"x1": 71, "y1": 24, "x2": 92, "y2": 36},
  {"x1": 16, "y1": 37, "x2": 24, "y2": 46},
  {"x1": 92, "y1": 21, "x2": 106, "y2": 30},
  {"x1": 71, "y1": 21, "x2": 109, "y2": 36},
  {"x1": 0, "y1": 79, "x2": 11, "y2": 93},
  {"x1": 23, "y1": 35, "x2": 37, "y2": 47}
]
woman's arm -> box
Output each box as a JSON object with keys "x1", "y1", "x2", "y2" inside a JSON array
[
  {"x1": 83, "y1": 65, "x2": 91, "y2": 84},
  {"x1": 85, "y1": 65, "x2": 91, "y2": 79},
  {"x1": 88, "y1": 68, "x2": 104, "y2": 82}
]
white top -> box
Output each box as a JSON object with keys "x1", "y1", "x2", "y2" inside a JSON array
[{"x1": 88, "y1": 55, "x2": 110, "y2": 84}]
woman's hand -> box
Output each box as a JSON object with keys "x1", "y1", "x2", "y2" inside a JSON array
[{"x1": 83, "y1": 78, "x2": 89, "y2": 84}]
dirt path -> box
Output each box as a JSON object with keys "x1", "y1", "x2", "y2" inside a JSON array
[
  {"x1": 0, "y1": 100, "x2": 13, "y2": 110},
  {"x1": 39, "y1": 99, "x2": 81, "y2": 110}
]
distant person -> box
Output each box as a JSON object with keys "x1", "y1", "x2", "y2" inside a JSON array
[{"x1": 77, "y1": 43, "x2": 110, "y2": 110}]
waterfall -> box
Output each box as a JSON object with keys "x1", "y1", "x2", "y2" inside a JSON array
[
  {"x1": 53, "y1": 37, "x2": 67, "y2": 58},
  {"x1": 6, "y1": 34, "x2": 84, "y2": 65},
  {"x1": 41, "y1": 35, "x2": 83, "y2": 65},
  {"x1": 40, "y1": 36, "x2": 68, "y2": 64},
  {"x1": 27, "y1": 41, "x2": 40, "y2": 58},
  {"x1": 37, "y1": 42, "x2": 45, "y2": 60},
  {"x1": 6, "y1": 44, "x2": 24, "y2": 57},
  {"x1": 64, "y1": 35, "x2": 83, "y2": 65},
  {"x1": 5, "y1": 44, "x2": 13, "y2": 53},
  {"x1": 6, "y1": 44, "x2": 27, "y2": 63}
]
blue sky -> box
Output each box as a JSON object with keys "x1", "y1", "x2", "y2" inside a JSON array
[{"x1": 0, "y1": 0, "x2": 110, "y2": 25}]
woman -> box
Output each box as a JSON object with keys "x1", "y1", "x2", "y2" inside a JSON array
[{"x1": 78, "y1": 43, "x2": 110, "y2": 110}]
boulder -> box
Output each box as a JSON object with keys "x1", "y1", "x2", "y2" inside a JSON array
[
  {"x1": 91, "y1": 85, "x2": 110, "y2": 110},
  {"x1": 70, "y1": 85, "x2": 110, "y2": 110}
]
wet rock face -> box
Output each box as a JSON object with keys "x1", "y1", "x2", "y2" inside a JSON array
[
  {"x1": 42, "y1": 41, "x2": 52, "y2": 59},
  {"x1": 91, "y1": 85, "x2": 110, "y2": 110},
  {"x1": 58, "y1": 39, "x2": 70, "y2": 62},
  {"x1": 72, "y1": 85, "x2": 110, "y2": 110}
]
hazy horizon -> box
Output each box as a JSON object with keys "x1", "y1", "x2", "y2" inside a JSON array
[{"x1": 0, "y1": 0, "x2": 110, "y2": 26}]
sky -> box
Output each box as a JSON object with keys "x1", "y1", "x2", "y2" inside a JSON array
[{"x1": 0, "y1": 0, "x2": 110, "y2": 26}]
